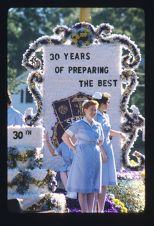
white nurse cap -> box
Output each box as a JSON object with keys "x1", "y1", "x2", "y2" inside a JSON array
[
  {"x1": 82, "y1": 99, "x2": 89, "y2": 107},
  {"x1": 92, "y1": 92, "x2": 102, "y2": 100}
]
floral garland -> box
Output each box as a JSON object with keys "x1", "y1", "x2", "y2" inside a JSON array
[
  {"x1": 120, "y1": 69, "x2": 145, "y2": 170},
  {"x1": 9, "y1": 170, "x2": 32, "y2": 194},
  {"x1": 53, "y1": 22, "x2": 141, "y2": 69},
  {"x1": 7, "y1": 146, "x2": 43, "y2": 169},
  {"x1": 22, "y1": 22, "x2": 145, "y2": 170},
  {"x1": 7, "y1": 147, "x2": 19, "y2": 168},
  {"x1": 26, "y1": 193, "x2": 67, "y2": 212},
  {"x1": 25, "y1": 71, "x2": 43, "y2": 126},
  {"x1": 8, "y1": 169, "x2": 57, "y2": 195}
]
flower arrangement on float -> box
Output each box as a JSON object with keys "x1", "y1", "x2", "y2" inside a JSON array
[{"x1": 107, "y1": 166, "x2": 145, "y2": 213}]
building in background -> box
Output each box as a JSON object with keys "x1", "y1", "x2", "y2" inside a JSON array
[{"x1": 12, "y1": 72, "x2": 37, "y2": 114}]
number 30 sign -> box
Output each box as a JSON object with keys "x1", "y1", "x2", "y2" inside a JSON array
[{"x1": 8, "y1": 126, "x2": 43, "y2": 147}]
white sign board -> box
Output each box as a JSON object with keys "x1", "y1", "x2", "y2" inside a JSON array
[{"x1": 43, "y1": 44, "x2": 122, "y2": 170}]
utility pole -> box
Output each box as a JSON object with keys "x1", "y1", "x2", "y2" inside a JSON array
[{"x1": 80, "y1": 8, "x2": 91, "y2": 22}]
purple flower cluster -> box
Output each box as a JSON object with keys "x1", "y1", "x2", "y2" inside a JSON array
[
  {"x1": 69, "y1": 208, "x2": 81, "y2": 213},
  {"x1": 68, "y1": 196, "x2": 121, "y2": 213},
  {"x1": 104, "y1": 197, "x2": 120, "y2": 213},
  {"x1": 117, "y1": 168, "x2": 142, "y2": 180}
]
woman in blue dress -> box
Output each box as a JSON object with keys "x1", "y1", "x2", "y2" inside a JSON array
[
  {"x1": 45, "y1": 132, "x2": 77, "y2": 199},
  {"x1": 62, "y1": 100, "x2": 107, "y2": 213},
  {"x1": 92, "y1": 92, "x2": 126, "y2": 212}
]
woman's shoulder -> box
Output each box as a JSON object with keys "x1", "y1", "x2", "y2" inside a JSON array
[
  {"x1": 93, "y1": 119, "x2": 102, "y2": 127},
  {"x1": 72, "y1": 119, "x2": 83, "y2": 126},
  {"x1": 67, "y1": 119, "x2": 82, "y2": 131},
  {"x1": 95, "y1": 111, "x2": 104, "y2": 122}
]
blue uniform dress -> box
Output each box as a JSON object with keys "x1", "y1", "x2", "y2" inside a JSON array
[
  {"x1": 94, "y1": 110, "x2": 117, "y2": 186},
  {"x1": 65, "y1": 117, "x2": 104, "y2": 193},
  {"x1": 8, "y1": 106, "x2": 25, "y2": 126},
  {"x1": 55, "y1": 142, "x2": 74, "y2": 172}
]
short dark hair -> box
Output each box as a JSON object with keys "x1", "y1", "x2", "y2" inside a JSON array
[{"x1": 7, "y1": 91, "x2": 12, "y2": 105}]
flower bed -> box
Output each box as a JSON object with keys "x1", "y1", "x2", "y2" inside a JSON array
[{"x1": 107, "y1": 168, "x2": 145, "y2": 213}]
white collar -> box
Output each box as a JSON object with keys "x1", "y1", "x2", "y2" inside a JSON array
[
  {"x1": 83, "y1": 117, "x2": 95, "y2": 127},
  {"x1": 97, "y1": 110, "x2": 109, "y2": 123},
  {"x1": 97, "y1": 109, "x2": 107, "y2": 116},
  {"x1": 97, "y1": 110, "x2": 103, "y2": 116}
]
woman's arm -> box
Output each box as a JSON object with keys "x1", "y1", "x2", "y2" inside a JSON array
[
  {"x1": 97, "y1": 140, "x2": 107, "y2": 162},
  {"x1": 99, "y1": 145, "x2": 107, "y2": 162},
  {"x1": 45, "y1": 132, "x2": 57, "y2": 156},
  {"x1": 97, "y1": 140, "x2": 103, "y2": 146},
  {"x1": 110, "y1": 129, "x2": 126, "y2": 140},
  {"x1": 62, "y1": 132, "x2": 76, "y2": 154}
]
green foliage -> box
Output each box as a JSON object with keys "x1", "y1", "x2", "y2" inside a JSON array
[
  {"x1": 92, "y1": 8, "x2": 145, "y2": 56},
  {"x1": 7, "y1": 67, "x2": 21, "y2": 94}
]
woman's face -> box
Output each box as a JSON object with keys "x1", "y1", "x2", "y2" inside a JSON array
[
  {"x1": 101, "y1": 100, "x2": 110, "y2": 112},
  {"x1": 84, "y1": 105, "x2": 97, "y2": 118}
]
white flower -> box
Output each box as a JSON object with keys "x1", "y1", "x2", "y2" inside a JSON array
[
  {"x1": 28, "y1": 184, "x2": 39, "y2": 193},
  {"x1": 30, "y1": 169, "x2": 47, "y2": 180},
  {"x1": 130, "y1": 105, "x2": 140, "y2": 115},
  {"x1": 8, "y1": 169, "x2": 18, "y2": 182},
  {"x1": 108, "y1": 193, "x2": 115, "y2": 199},
  {"x1": 17, "y1": 145, "x2": 35, "y2": 153},
  {"x1": 17, "y1": 160, "x2": 29, "y2": 170},
  {"x1": 24, "y1": 107, "x2": 34, "y2": 117}
]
